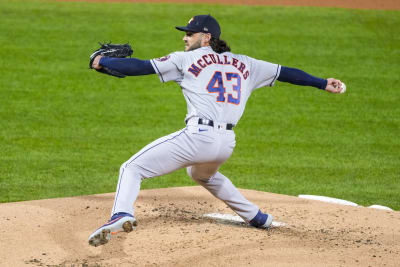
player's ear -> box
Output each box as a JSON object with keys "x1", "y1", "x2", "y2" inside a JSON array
[
  {"x1": 207, "y1": 33, "x2": 212, "y2": 42},
  {"x1": 202, "y1": 33, "x2": 212, "y2": 45}
]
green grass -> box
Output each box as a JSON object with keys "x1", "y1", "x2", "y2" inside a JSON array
[{"x1": 0, "y1": 0, "x2": 399, "y2": 210}]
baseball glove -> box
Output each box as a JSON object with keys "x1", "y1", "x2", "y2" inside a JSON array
[{"x1": 89, "y1": 42, "x2": 133, "y2": 78}]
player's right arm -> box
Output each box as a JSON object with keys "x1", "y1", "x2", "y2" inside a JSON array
[
  {"x1": 246, "y1": 57, "x2": 343, "y2": 94},
  {"x1": 91, "y1": 55, "x2": 156, "y2": 76},
  {"x1": 277, "y1": 66, "x2": 343, "y2": 94}
]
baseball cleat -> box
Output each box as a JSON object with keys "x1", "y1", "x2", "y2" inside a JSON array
[
  {"x1": 88, "y1": 212, "x2": 137, "y2": 247},
  {"x1": 249, "y1": 210, "x2": 273, "y2": 229}
]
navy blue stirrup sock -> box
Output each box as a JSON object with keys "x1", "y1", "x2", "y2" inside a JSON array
[
  {"x1": 249, "y1": 210, "x2": 267, "y2": 227},
  {"x1": 111, "y1": 212, "x2": 133, "y2": 220}
]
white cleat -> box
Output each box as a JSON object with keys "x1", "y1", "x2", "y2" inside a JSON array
[{"x1": 88, "y1": 212, "x2": 137, "y2": 247}]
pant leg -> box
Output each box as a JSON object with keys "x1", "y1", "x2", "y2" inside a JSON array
[
  {"x1": 187, "y1": 165, "x2": 259, "y2": 222},
  {"x1": 112, "y1": 128, "x2": 195, "y2": 215}
]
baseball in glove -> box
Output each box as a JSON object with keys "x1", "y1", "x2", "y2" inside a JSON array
[{"x1": 89, "y1": 42, "x2": 133, "y2": 78}]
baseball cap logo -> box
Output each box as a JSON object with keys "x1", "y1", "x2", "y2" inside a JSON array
[{"x1": 176, "y1": 14, "x2": 221, "y2": 39}]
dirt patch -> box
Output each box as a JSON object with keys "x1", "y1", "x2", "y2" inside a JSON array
[
  {"x1": 1, "y1": 186, "x2": 399, "y2": 266},
  {"x1": 55, "y1": 0, "x2": 400, "y2": 10}
]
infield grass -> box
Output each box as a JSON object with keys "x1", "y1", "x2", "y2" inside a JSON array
[{"x1": 0, "y1": 0, "x2": 399, "y2": 210}]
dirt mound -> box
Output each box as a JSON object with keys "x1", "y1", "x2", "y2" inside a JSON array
[{"x1": 1, "y1": 186, "x2": 399, "y2": 266}]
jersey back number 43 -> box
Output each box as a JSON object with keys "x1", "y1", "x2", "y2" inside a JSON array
[{"x1": 206, "y1": 71, "x2": 241, "y2": 105}]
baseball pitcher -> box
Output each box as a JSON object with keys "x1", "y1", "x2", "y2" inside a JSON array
[{"x1": 88, "y1": 14, "x2": 346, "y2": 247}]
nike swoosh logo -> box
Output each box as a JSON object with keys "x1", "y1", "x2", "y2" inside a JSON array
[{"x1": 199, "y1": 129, "x2": 208, "y2": 132}]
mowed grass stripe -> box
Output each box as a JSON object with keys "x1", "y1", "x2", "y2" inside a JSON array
[{"x1": 0, "y1": 0, "x2": 399, "y2": 209}]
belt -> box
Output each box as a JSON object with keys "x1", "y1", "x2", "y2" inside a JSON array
[{"x1": 186, "y1": 118, "x2": 235, "y2": 130}]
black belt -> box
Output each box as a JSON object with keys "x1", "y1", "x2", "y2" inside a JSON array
[{"x1": 192, "y1": 118, "x2": 235, "y2": 130}]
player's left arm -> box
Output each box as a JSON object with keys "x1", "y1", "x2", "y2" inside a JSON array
[
  {"x1": 277, "y1": 66, "x2": 344, "y2": 93},
  {"x1": 92, "y1": 55, "x2": 156, "y2": 76}
]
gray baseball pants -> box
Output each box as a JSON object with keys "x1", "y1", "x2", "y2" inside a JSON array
[{"x1": 111, "y1": 117, "x2": 260, "y2": 222}]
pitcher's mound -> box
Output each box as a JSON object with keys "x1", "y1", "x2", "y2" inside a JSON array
[{"x1": 1, "y1": 186, "x2": 399, "y2": 266}]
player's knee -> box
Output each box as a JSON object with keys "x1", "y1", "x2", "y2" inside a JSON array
[
  {"x1": 120, "y1": 161, "x2": 144, "y2": 178},
  {"x1": 122, "y1": 160, "x2": 140, "y2": 170},
  {"x1": 119, "y1": 163, "x2": 126, "y2": 173},
  {"x1": 187, "y1": 166, "x2": 205, "y2": 182},
  {"x1": 187, "y1": 166, "x2": 213, "y2": 182}
]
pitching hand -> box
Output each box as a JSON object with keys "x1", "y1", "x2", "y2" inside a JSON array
[{"x1": 325, "y1": 78, "x2": 345, "y2": 93}]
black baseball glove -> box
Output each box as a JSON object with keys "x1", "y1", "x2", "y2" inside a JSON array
[{"x1": 89, "y1": 42, "x2": 133, "y2": 78}]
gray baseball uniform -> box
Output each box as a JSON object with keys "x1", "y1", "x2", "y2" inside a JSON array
[{"x1": 112, "y1": 46, "x2": 280, "y2": 223}]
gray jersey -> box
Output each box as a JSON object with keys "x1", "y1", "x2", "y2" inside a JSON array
[{"x1": 150, "y1": 46, "x2": 281, "y2": 125}]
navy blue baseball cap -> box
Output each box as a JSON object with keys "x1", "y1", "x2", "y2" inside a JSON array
[{"x1": 176, "y1": 15, "x2": 221, "y2": 39}]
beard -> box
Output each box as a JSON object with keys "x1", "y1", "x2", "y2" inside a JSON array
[{"x1": 185, "y1": 38, "x2": 202, "y2": 52}]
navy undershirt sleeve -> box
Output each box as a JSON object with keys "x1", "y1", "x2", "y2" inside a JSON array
[
  {"x1": 99, "y1": 57, "x2": 156, "y2": 76},
  {"x1": 277, "y1": 66, "x2": 327, "y2": 90}
]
